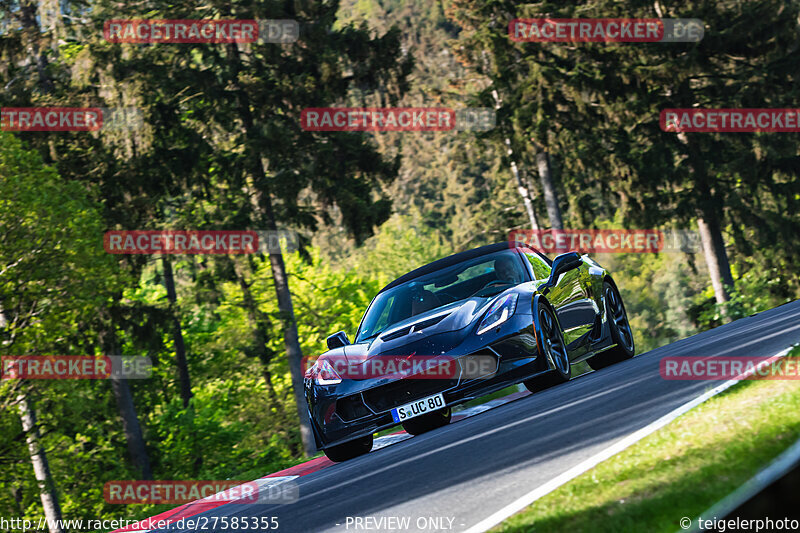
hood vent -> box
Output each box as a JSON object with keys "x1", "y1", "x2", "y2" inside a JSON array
[
  {"x1": 380, "y1": 326, "x2": 413, "y2": 342},
  {"x1": 379, "y1": 313, "x2": 450, "y2": 342}
]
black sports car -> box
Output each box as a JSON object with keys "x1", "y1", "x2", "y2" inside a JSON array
[{"x1": 303, "y1": 242, "x2": 635, "y2": 461}]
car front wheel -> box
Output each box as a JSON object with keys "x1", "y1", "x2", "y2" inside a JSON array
[
  {"x1": 525, "y1": 299, "x2": 571, "y2": 392},
  {"x1": 588, "y1": 282, "x2": 635, "y2": 370}
]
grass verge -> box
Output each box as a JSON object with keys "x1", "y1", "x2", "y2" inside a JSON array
[{"x1": 495, "y1": 346, "x2": 800, "y2": 533}]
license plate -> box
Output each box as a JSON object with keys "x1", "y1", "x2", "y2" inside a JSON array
[{"x1": 390, "y1": 393, "x2": 445, "y2": 423}]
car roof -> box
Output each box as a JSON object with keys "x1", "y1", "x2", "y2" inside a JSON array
[{"x1": 378, "y1": 242, "x2": 525, "y2": 294}]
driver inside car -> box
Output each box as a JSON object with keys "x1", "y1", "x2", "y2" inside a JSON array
[
  {"x1": 410, "y1": 282, "x2": 441, "y2": 316},
  {"x1": 493, "y1": 255, "x2": 522, "y2": 284}
]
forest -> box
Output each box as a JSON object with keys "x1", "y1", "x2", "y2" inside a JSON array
[{"x1": 1, "y1": 0, "x2": 799, "y2": 527}]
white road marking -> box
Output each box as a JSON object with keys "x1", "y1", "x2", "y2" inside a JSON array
[
  {"x1": 370, "y1": 390, "x2": 528, "y2": 451},
  {"x1": 373, "y1": 433, "x2": 413, "y2": 450},
  {"x1": 688, "y1": 437, "x2": 800, "y2": 531}
]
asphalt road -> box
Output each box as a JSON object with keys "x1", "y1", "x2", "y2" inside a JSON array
[{"x1": 160, "y1": 300, "x2": 800, "y2": 533}]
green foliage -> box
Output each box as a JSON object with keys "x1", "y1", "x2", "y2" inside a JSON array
[
  {"x1": 692, "y1": 268, "x2": 794, "y2": 331},
  {"x1": 284, "y1": 249, "x2": 382, "y2": 354},
  {"x1": 602, "y1": 250, "x2": 703, "y2": 354},
  {"x1": 0, "y1": 131, "x2": 128, "y2": 521},
  {"x1": 0, "y1": 132, "x2": 121, "y2": 349},
  {"x1": 147, "y1": 383, "x2": 288, "y2": 479},
  {"x1": 340, "y1": 212, "x2": 454, "y2": 281},
  {"x1": 1, "y1": 0, "x2": 799, "y2": 526}
]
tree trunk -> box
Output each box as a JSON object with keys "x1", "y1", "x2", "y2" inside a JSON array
[
  {"x1": 99, "y1": 316, "x2": 153, "y2": 479},
  {"x1": 233, "y1": 258, "x2": 280, "y2": 403},
  {"x1": 161, "y1": 257, "x2": 193, "y2": 408},
  {"x1": 37, "y1": 0, "x2": 64, "y2": 43},
  {"x1": 257, "y1": 191, "x2": 316, "y2": 456},
  {"x1": 536, "y1": 151, "x2": 564, "y2": 229},
  {"x1": 490, "y1": 88, "x2": 540, "y2": 230},
  {"x1": 109, "y1": 376, "x2": 154, "y2": 480},
  {"x1": 160, "y1": 259, "x2": 202, "y2": 471},
  {"x1": 18, "y1": 393, "x2": 64, "y2": 533},
  {"x1": 505, "y1": 138, "x2": 540, "y2": 230},
  {"x1": 677, "y1": 133, "x2": 735, "y2": 308},
  {"x1": 19, "y1": 0, "x2": 54, "y2": 93},
  {"x1": 225, "y1": 42, "x2": 316, "y2": 456},
  {"x1": 697, "y1": 215, "x2": 734, "y2": 304}
]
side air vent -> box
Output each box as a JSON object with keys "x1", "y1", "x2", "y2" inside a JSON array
[
  {"x1": 413, "y1": 313, "x2": 448, "y2": 331},
  {"x1": 335, "y1": 394, "x2": 371, "y2": 421},
  {"x1": 380, "y1": 326, "x2": 413, "y2": 342}
]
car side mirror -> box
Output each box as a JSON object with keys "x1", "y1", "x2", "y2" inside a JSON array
[
  {"x1": 545, "y1": 252, "x2": 583, "y2": 287},
  {"x1": 326, "y1": 331, "x2": 350, "y2": 350}
]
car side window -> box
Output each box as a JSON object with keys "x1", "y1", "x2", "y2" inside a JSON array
[
  {"x1": 524, "y1": 252, "x2": 552, "y2": 281},
  {"x1": 373, "y1": 295, "x2": 395, "y2": 331}
]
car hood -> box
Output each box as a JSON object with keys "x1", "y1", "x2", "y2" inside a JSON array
[{"x1": 341, "y1": 296, "x2": 497, "y2": 364}]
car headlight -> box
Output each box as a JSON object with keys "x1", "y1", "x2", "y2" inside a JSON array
[
  {"x1": 309, "y1": 358, "x2": 343, "y2": 386},
  {"x1": 477, "y1": 293, "x2": 518, "y2": 335}
]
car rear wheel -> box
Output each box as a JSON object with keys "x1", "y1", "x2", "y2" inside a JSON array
[
  {"x1": 524, "y1": 300, "x2": 571, "y2": 392},
  {"x1": 588, "y1": 282, "x2": 635, "y2": 370},
  {"x1": 402, "y1": 407, "x2": 452, "y2": 436},
  {"x1": 323, "y1": 434, "x2": 373, "y2": 462}
]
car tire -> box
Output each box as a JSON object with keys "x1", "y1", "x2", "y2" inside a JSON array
[
  {"x1": 524, "y1": 299, "x2": 571, "y2": 392},
  {"x1": 588, "y1": 282, "x2": 635, "y2": 370},
  {"x1": 323, "y1": 434, "x2": 373, "y2": 462},
  {"x1": 402, "y1": 407, "x2": 452, "y2": 436}
]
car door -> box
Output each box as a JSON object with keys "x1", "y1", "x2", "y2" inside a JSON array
[{"x1": 522, "y1": 249, "x2": 596, "y2": 356}]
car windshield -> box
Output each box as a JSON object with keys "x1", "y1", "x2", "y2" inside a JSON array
[{"x1": 355, "y1": 251, "x2": 527, "y2": 342}]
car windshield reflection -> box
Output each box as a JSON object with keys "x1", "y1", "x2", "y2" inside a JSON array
[{"x1": 356, "y1": 251, "x2": 526, "y2": 342}]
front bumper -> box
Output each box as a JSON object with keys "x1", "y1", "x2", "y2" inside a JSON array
[{"x1": 306, "y1": 313, "x2": 549, "y2": 448}]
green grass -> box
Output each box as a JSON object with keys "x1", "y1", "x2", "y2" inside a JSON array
[{"x1": 495, "y1": 346, "x2": 800, "y2": 533}]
